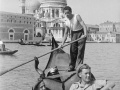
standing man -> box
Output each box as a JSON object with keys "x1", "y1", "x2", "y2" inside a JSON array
[
  {"x1": 0, "y1": 39, "x2": 5, "y2": 51},
  {"x1": 69, "y1": 64, "x2": 115, "y2": 90},
  {"x1": 60, "y1": 6, "x2": 87, "y2": 71}
]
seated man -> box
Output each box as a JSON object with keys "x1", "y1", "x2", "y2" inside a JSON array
[{"x1": 69, "y1": 64, "x2": 115, "y2": 90}]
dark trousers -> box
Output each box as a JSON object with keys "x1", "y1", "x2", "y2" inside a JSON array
[
  {"x1": 70, "y1": 29, "x2": 86, "y2": 69},
  {"x1": 0, "y1": 44, "x2": 5, "y2": 51}
]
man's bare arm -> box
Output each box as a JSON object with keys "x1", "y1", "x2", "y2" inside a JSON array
[
  {"x1": 101, "y1": 81, "x2": 115, "y2": 90},
  {"x1": 77, "y1": 15, "x2": 87, "y2": 36},
  {"x1": 60, "y1": 26, "x2": 69, "y2": 46}
]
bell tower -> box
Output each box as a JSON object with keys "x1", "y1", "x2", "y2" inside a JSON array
[{"x1": 19, "y1": 0, "x2": 26, "y2": 14}]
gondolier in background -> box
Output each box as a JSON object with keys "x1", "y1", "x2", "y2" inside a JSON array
[
  {"x1": 0, "y1": 39, "x2": 5, "y2": 51},
  {"x1": 59, "y1": 6, "x2": 87, "y2": 71}
]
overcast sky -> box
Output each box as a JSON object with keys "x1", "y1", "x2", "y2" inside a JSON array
[{"x1": 0, "y1": 0, "x2": 120, "y2": 25}]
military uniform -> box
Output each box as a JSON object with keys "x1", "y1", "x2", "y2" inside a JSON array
[{"x1": 69, "y1": 80, "x2": 107, "y2": 90}]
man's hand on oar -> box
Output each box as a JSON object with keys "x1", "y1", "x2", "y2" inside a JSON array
[
  {"x1": 81, "y1": 35, "x2": 87, "y2": 39},
  {"x1": 58, "y1": 43, "x2": 64, "y2": 49}
]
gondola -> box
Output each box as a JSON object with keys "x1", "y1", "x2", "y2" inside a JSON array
[
  {"x1": 46, "y1": 44, "x2": 52, "y2": 46},
  {"x1": 18, "y1": 39, "x2": 38, "y2": 45},
  {"x1": 32, "y1": 36, "x2": 88, "y2": 90},
  {"x1": 19, "y1": 42, "x2": 46, "y2": 46},
  {"x1": 19, "y1": 42, "x2": 35, "y2": 45},
  {"x1": 34, "y1": 43, "x2": 46, "y2": 46},
  {"x1": 18, "y1": 39, "x2": 46, "y2": 46},
  {"x1": 32, "y1": 36, "x2": 115, "y2": 90},
  {"x1": 0, "y1": 49, "x2": 18, "y2": 55}
]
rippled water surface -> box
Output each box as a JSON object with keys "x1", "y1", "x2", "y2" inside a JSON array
[{"x1": 0, "y1": 43, "x2": 120, "y2": 90}]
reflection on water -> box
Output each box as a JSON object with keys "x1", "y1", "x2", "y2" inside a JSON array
[{"x1": 0, "y1": 43, "x2": 120, "y2": 90}]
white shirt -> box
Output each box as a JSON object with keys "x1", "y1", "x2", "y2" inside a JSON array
[
  {"x1": 0, "y1": 41, "x2": 3, "y2": 44},
  {"x1": 69, "y1": 80, "x2": 107, "y2": 90},
  {"x1": 64, "y1": 14, "x2": 83, "y2": 31}
]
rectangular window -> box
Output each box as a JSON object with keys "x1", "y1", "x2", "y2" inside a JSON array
[{"x1": 10, "y1": 34, "x2": 13, "y2": 40}]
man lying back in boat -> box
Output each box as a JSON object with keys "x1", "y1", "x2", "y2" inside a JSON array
[{"x1": 69, "y1": 64, "x2": 115, "y2": 90}]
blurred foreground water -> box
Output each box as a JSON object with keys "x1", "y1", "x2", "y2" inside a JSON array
[{"x1": 0, "y1": 43, "x2": 120, "y2": 90}]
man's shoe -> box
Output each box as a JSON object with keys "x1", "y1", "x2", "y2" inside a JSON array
[{"x1": 67, "y1": 68, "x2": 75, "y2": 72}]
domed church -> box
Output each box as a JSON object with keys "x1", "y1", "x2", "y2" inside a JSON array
[
  {"x1": 25, "y1": 0, "x2": 69, "y2": 41},
  {"x1": 0, "y1": 0, "x2": 69, "y2": 42},
  {"x1": 0, "y1": 0, "x2": 102, "y2": 43}
]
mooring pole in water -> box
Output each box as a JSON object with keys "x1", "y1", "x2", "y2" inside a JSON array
[{"x1": 0, "y1": 36, "x2": 86, "y2": 76}]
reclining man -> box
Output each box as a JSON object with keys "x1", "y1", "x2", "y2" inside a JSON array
[{"x1": 69, "y1": 64, "x2": 115, "y2": 90}]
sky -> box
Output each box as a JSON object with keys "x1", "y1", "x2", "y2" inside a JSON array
[{"x1": 0, "y1": 0, "x2": 120, "y2": 25}]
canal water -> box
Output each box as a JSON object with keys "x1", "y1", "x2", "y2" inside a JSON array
[{"x1": 0, "y1": 43, "x2": 120, "y2": 90}]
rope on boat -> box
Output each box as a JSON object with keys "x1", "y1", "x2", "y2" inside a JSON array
[{"x1": 0, "y1": 35, "x2": 86, "y2": 76}]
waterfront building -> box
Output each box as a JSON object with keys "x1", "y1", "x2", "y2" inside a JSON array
[
  {"x1": 0, "y1": 0, "x2": 119, "y2": 43},
  {"x1": 87, "y1": 21, "x2": 120, "y2": 43},
  {"x1": 35, "y1": 0, "x2": 99, "y2": 42},
  {"x1": 90, "y1": 32, "x2": 120, "y2": 43},
  {"x1": 0, "y1": 11, "x2": 36, "y2": 42},
  {"x1": 99, "y1": 21, "x2": 114, "y2": 32},
  {"x1": 34, "y1": 0, "x2": 67, "y2": 42},
  {"x1": 99, "y1": 21, "x2": 120, "y2": 32},
  {"x1": 114, "y1": 22, "x2": 120, "y2": 32},
  {"x1": 0, "y1": 0, "x2": 67, "y2": 43},
  {"x1": 86, "y1": 24, "x2": 99, "y2": 42},
  {"x1": 98, "y1": 21, "x2": 120, "y2": 43}
]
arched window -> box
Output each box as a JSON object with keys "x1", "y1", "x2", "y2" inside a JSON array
[
  {"x1": 8, "y1": 29, "x2": 14, "y2": 40},
  {"x1": 23, "y1": 30, "x2": 29, "y2": 41},
  {"x1": 24, "y1": 30, "x2": 29, "y2": 33},
  {"x1": 9, "y1": 29, "x2": 14, "y2": 33},
  {"x1": 37, "y1": 32, "x2": 41, "y2": 37}
]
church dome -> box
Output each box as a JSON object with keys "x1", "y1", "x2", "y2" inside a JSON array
[
  {"x1": 38, "y1": 0, "x2": 67, "y2": 7},
  {"x1": 39, "y1": 0, "x2": 67, "y2": 4},
  {"x1": 26, "y1": 0, "x2": 40, "y2": 11}
]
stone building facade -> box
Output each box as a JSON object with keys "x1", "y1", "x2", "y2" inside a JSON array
[
  {"x1": 99, "y1": 21, "x2": 120, "y2": 32},
  {"x1": 87, "y1": 21, "x2": 120, "y2": 43},
  {"x1": 0, "y1": 11, "x2": 36, "y2": 42},
  {"x1": 34, "y1": 0, "x2": 68, "y2": 41},
  {"x1": 1, "y1": 0, "x2": 119, "y2": 43}
]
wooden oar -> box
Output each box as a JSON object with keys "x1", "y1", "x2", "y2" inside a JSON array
[{"x1": 0, "y1": 35, "x2": 86, "y2": 76}]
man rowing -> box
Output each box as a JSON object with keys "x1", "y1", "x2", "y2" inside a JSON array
[{"x1": 59, "y1": 6, "x2": 87, "y2": 71}]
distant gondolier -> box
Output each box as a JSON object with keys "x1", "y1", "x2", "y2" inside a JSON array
[
  {"x1": 0, "y1": 39, "x2": 3, "y2": 45},
  {"x1": 0, "y1": 39, "x2": 5, "y2": 51},
  {"x1": 59, "y1": 6, "x2": 87, "y2": 71}
]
